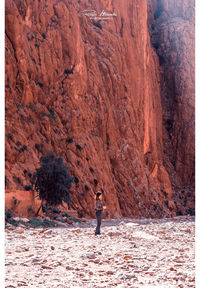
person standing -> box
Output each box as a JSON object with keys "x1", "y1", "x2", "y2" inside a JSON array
[{"x1": 95, "y1": 191, "x2": 105, "y2": 235}]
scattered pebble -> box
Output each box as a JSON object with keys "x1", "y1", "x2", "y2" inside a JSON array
[
  {"x1": 15, "y1": 228, "x2": 24, "y2": 234},
  {"x1": 5, "y1": 216, "x2": 195, "y2": 288}
]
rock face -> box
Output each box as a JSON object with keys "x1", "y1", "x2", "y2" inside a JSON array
[
  {"x1": 147, "y1": 0, "x2": 195, "y2": 215},
  {"x1": 5, "y1": 0, "x2": 195, "y2": 218}
]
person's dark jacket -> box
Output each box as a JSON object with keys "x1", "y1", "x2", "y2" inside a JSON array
[{"x1": 95, "y1": 199, "x2": 103, "y2": 212}]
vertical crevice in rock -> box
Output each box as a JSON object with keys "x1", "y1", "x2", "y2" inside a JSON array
[{"x1": 120, "y1": 17, "x2": 124, "y2": 38}]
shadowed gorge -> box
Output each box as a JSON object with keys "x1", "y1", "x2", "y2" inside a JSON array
[{"x1": 5, "y1": 0, "x2": 195, "y2": 218}]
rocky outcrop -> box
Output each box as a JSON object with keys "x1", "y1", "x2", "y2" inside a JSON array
[{"x1": 5, "y1": 0, "x2": 194, "y2": 218}]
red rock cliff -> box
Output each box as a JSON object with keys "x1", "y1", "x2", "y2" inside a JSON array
[
  {"x1": 147, "y1": 0, "x2": 195, "y2": 215},
  {"x1": 5, "y1": 0, "x2": 195, "y2": 218}
]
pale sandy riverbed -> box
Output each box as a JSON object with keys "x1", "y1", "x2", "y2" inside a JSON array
[{"x1": 5, "y1": 216, "x2": 195, "y2": 288}]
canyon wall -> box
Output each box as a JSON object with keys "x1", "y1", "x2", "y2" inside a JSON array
[
  {"x1": 147, "y1": 0, "x2": 195, "y2": 215},
  {"x1": 5, "y1": 0, "x2": 195, "y2": 218}
]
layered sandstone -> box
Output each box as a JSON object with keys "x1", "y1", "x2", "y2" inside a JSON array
[{"x1": 5, "y1": 0, "x2": 194, "y2": 218}]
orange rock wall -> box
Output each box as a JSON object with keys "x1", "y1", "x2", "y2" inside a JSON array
[
  {"x1": 5, "y1": 189, "x2": 78, "y2": 218},
  {"x1": 5, "y1": 0, "x2": 194, "y2": 218},
  {"x1": 5, "y1": 190, "x2": 41, "y2": 216}
]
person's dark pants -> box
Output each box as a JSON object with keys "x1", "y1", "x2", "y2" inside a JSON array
[{"x1": 95, "y1": 210, "x2": 102, "y2": 235}]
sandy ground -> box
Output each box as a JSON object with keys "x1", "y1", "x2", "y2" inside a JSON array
[{"x1": 5, "y1": 216, "x2": 195, "y2": 288}]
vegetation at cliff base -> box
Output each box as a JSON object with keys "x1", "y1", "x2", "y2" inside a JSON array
[{"x1": 31, "y1": 152, "x2": 74, "y2": 207}]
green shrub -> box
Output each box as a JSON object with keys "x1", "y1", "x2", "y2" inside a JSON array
[
  {"x1": 48, "y1": 109, "x2": 56, "y2": 120},
  {"x1": 25, "y1": 185, "x2": 32, "y2": 191},
  {"x1": 5, "y1": 209, "x2": 13, "y2": 221},
  {"x1": 31, "y1": 152, "x2": 74, "y2": 207},
  {"x1": 93, "y1": 20, "x2": 102, "y2": 30}
]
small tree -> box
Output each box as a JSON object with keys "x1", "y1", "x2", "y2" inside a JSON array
[{"x1": 32, "y1": 152, "x2": 74, "y2": 214}]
